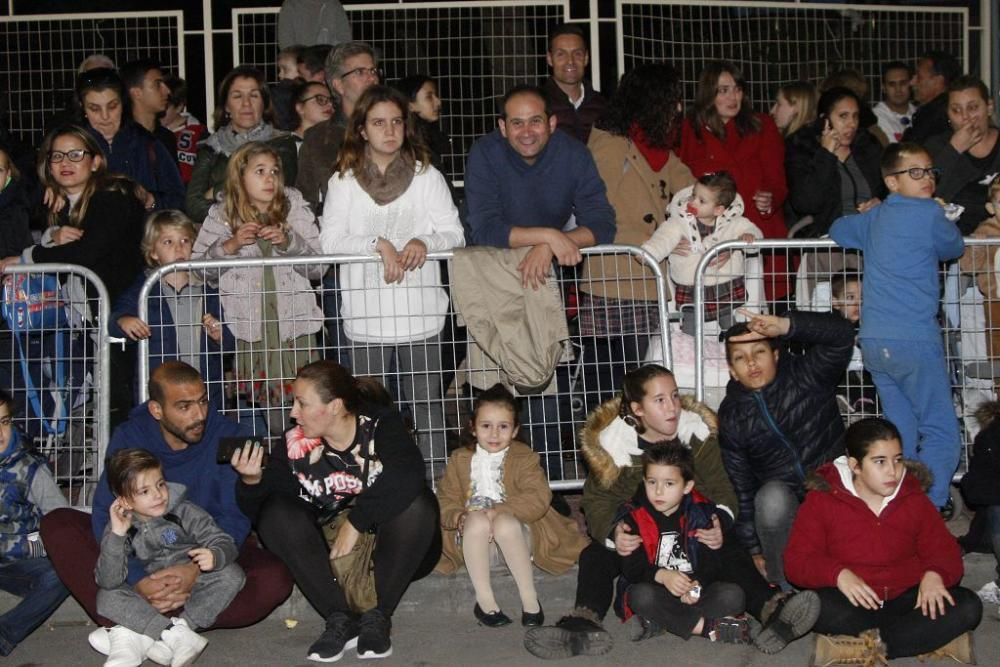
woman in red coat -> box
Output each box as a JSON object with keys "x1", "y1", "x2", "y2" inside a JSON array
[
  {"x1": 784, "y1": 418, "x2": 981, "y2": 663},
  {"x1": 679, "y1": 61, "x2": 790, "y2": 306}
]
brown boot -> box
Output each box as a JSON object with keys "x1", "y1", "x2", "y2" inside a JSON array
[
  {"x1": 811, "y1": 630, "x2": 888, "y2": 667},
  {"x1": 918, "y1": 632, "x2": 977, "y2": 664}
]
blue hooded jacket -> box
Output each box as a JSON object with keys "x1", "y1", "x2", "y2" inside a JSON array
[
  {"x1": 85, "y1": 120, "x2": 185, "y2": 211},
  {"x1": 92, "y1": 402, "x2": 250, "y2": 583}
]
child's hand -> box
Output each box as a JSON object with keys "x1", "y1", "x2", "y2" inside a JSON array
[
  {"x1": 117, "y1": 316, "x2": 151, "y2": 341},
  {"x1": 856, "y1": 198, "x2": 881, "y2": 213},
  {"x1": 376, "y1": 239, "x2": 404, "y2": 284},
  {"x1": 0, "y1": 256, "x2": 22, "y2": 273},
  {"x1": 223, "y1": 223, "x2": 260, "y2": 254},
  {"x1": 836, "y1": 568, "x2": 882, "y2": 610},
  {"x1": 397, "y1": 238, "x2": 428, "y2": 271},
  {"x1": 680, "y1": 580, "x2": 702, "y2": 605},
  {"x1": 694, "y1": 514, "x2": 723, "y2": 550},
  {"x1": 109, "y1": 498, "x2": 133, "y2": 536},
  {"x1": 736, "y1": 309, "x2": 790, "y2": 338},
  {"x1": 655, "y1": 569, "x2": 694, "y2": 597},
  {"x1": 188, "y1": 547, "x2": 215, "y2": 572},
  {"x1": 707, "y1": 250, "x2": 732, "y2": 268},
  {"x1": 257, "y1": 224, "x2": 288, "y2": 249},
  {"x1": 740, "y1": 233, "x2": 756, "y2": 243},
  {"x1": 916, "y1": 570, "x2": 954, "y2": 619},
  {"x1": 613, "y1": 521, "x2": 642, "y2": 556},
  {"x1": 673, "y1": 238, "x2": 692, "y2": 257},
  {"x1": 202, "y1": 314, "x2": 223, "y2": 342}
]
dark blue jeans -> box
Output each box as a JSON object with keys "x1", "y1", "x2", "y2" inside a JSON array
[
  {"x1": 989, "y1": 505, "x2": 1000, "y2": 586},
  {"x1": 0, "y1": 557, "x2": 69, "y2": 655}
]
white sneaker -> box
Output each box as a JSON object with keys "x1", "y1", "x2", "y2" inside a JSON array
[
  {"x1": 977, "y1": 580, "x2": 1000, "y2": 605},
  {"x1": 90, "y1": 627, "x2": 173, "y2": 666},
  {"x1": 103, "y1": 625, "x2": 153, "y2": 667},
  {"x1": 160, "y1": 618, "x2": 208, "y2": 667}
]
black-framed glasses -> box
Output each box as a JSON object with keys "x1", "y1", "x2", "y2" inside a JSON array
[
  {"x1": 339, "y1": 66, "x2": 381, "y2": 81},
  {"x1": 48, "y1": 149, "x2": 92, "y2": 163},
  {"x1": 300, "y1": 94, "x2": 332, "y2": 106},
  {"x1": 887, "y1": 167, "x2": 941, "y2": 181}
]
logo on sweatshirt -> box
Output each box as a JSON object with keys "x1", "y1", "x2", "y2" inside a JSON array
[{"x1": 162, "y1": 528, "x2": 178, "y2": 545}]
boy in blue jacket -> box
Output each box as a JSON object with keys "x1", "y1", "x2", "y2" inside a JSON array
[{"x1": 830, "y1": 142, "x2": 965, "y2": 512}]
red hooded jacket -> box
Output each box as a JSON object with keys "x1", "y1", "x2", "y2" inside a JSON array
[{"x1": 784, "y1": 459, "x2": 963, "y2": 601}]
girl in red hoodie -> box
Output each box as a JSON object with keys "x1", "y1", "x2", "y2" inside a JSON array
[{"x1": 785, "y1": 418, "x2": 981, "y2": 662}]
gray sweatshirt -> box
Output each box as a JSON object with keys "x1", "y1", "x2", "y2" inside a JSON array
[{"x1": 95, "y1": 482, "x2": 239, "y2": 590}]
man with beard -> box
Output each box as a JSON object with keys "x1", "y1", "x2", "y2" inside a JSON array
[{"x1": 41, "y1": 362, "x2": 292, "y2": 651}]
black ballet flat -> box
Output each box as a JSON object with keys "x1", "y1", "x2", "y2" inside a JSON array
[
  {"x1": 521, "y1": 605, "x2": 544, "y2": 627},
  {"x1": 474, "y1": 603, "x2": 512, "y2": 627}
]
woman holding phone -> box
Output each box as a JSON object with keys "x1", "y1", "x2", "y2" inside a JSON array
[{"x1": 785, "y1": 87, "x2": 885, "y2": 238}]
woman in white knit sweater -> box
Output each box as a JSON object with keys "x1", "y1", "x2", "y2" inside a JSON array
[{"x1": 319, "y1": 85, "x2": 465, "y2": 475}]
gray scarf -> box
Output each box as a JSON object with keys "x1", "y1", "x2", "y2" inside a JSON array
[
  {"x1": 203, "y1": 121, "x2": 283, "y2": 157},
  {"x1": 355, "y1": 147, "x2": 415, "y2": 205}
]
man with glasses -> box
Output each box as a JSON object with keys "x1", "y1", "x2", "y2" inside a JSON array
[
  {"x1": 296, "y1": 41, "x2": 380, "y2": 213},
  {"x1": 831, "y1": 142, "x2": 965, "y2": 516}
]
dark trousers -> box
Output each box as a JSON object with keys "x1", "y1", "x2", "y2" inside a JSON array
[
  {"x1": 255, "y1": 487, "x2": 442, "y2": 619},
  {"x1": 0, "y1": 557, "x2": 69, "y2": 655},
  {"x1": 628, "y1": 581, "x2": 744, "y2": 638},
  {"x1": 573, "y1": 540, "x2": 775, "y2": 622},
  {"x1": 814, "y1": 586, "x2": 982, "y2": 658},
  {"x1": 580, "y1": 335, "x2": 649, "y2": 418},
  {"x1": 40, "y1": 508, "x2": 292, "y2": 628}
]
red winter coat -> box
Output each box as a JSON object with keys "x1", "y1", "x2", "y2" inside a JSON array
[
  {"x1": 784, "y1": 459, "x2": 963, "y2": 601},
  {"x1": 679, "y1": 114, "x2": 789, "y2": 300}
]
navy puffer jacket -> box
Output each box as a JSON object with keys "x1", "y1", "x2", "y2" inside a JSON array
[{"x1": 718, "y1": 310, "x2": 855, "y2": 553}]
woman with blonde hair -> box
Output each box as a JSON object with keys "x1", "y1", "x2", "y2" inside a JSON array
[{"x1": 771, "y1": 81, "x2": 818, "y2": 138}]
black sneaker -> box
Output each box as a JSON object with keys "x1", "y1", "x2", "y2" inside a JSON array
[
  {"x1": 626, "y1": 615, "x2": 667, "y2": 642},
  {"x1": 357, "y1": 608, "x2": 392, "y2": 659},
  {"x1": 754, "y1": 590, "x2": 821, "y2": 654},
  {"x1": 308, "y1": 611, "x2": 359, "y2": 663},
  {"x1": 523, "y1": 615, "x2": 613, "y2": 660}
]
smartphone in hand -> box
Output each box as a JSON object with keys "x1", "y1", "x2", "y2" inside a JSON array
[{"x1": 216, "y1": 437, "x2": 268, "y2": 466}]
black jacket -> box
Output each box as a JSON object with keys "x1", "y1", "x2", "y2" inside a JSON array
[
  {"x1": 903, "y1": 93, "x2": 950, "y2": 145},
  {"x1": 0, "y1": 178, "x2": 34, "y2": 258},
  {"x1": 925, "y1": 132, "x2": 1000, "y2": 234},
  {"x1": 961, "y1": 402, "x2": 1000, "y2": 506},
  {"x1": 542, "y1": 77, "x2": 607, "y2": 145},
  {"x1": 718, "y1": 311, "x2": 855, "y2": 553},
  {"x1": 785, "y1": 123, "x2": 885, "y2": 238}
]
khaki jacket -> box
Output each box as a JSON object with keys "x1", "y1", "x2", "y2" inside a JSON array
[
  {"x1": 581, "y1": 128, "x2": 695, "y2": 300},
  {"x1": 435, "y1": 442, "x2": 589, "y2": 575},
  {"x1": 579, "y1": 395, "x2": 737, "y2": 543}
]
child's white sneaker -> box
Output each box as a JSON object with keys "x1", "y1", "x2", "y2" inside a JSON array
[
  {"x1": 160, "y1": 618, "x2": 207, "y2": 667},
  {"x1": 976, "y1": 580, "x2": 1000, "y2": 605},
  {"x1": 89, "y1": 626, "x2": 173, "y2": 665},
  {"x1": 103, "y1": 625, "x2": 153, "y2": 667}
]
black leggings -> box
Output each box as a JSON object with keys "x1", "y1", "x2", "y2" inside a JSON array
[
  {"x1": 255, "y1": 487, "x2": 442, "y2": 619},
  {"x1": 813, "y1": 586, "x2": 982, "y2": 658}
]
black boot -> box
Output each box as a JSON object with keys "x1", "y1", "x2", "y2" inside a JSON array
[{"x1": 523, "y1": 610, "x2": 613, "y2": 660}]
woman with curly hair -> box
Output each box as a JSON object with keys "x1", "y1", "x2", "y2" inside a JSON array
[
  {"x1": 579, "y1": 62, "x2": 695, "y2": 412},
  {"x1": 679, "y1": 61, "x2": 790, "y2": 307}
]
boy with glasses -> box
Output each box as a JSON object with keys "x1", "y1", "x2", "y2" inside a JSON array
[{"x1": 830, "y1": 142, "x2": 965, "y2": 516}]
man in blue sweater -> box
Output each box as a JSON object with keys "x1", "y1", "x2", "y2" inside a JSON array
[
  {"x1": 40, "y1": 362, "x2": 292, "y2": 652},
  {"x1": 464, "y1": 85, "x2": 615, "y2": 289}
]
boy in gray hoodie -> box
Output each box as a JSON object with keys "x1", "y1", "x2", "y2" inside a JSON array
[{"x1": 95, "y1": 448, "x2": 245, "y2": 667}]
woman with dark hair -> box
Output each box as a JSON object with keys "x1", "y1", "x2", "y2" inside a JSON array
[
  {"x1": 926, "y1": 76, "x2": 1000, "y2": 234},
  {"x1": 185, "y1": 66, "x2": 298, "y2": 222},
  {"x1": 291, "y1": 80, "x2": 334, "y2": 149},
  {"x1": 233, "y1": 360, "x2": 441, "y2": 662},
  {"x1": 319, "y1": 85, "x2": 464, "y2": 474},
  {"x1": 74, "y1": 67, "x2": 184, "y2": 211},
  {"x1": 679, "y1": 61, "x2": 790, "y2": 305},
  {"x1": 578, "y1": 62, "x2": 695, "y2": 410},
  {"x1": 392, "y1": 74, "x2": 451, "y2": 174},
  {"x1": 785, "y1": 87, "x2": 885, "y2": 238}
]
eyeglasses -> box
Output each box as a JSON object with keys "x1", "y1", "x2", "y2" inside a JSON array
[
  {"x1": 339, "y1": 66, "x2": 381, "y2": 81},
  {"x1": 48, "y1": 149, "x2": 92, "y2": 163},
  {"x1": 300, "y1": 94, "x2": 332, "y2": 106},
  {"x1": 887, "y1": 167, "x2": 941, "y2": 181}
]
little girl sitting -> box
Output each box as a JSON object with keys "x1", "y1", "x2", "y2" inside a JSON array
[
  {"x1": 194, "y1": 141, "x2": 324, "y2": 434},
  {"x1": 436, "y1": 384, "x2": 587, "y2": 628},
  {"x1": 785, "y1": 417, "x2": 983, "y2": 664}
]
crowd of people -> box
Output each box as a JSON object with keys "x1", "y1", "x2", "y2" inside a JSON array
[{"x1": 0, "y1": 16, "x2": 997, "y2": 667}]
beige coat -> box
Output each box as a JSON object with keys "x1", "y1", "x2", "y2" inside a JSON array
[
  {"x1": 435, "y1": 442, "x2": 588, "y2": 576},
  {"x1": 581, "y1": 128, "x2": 695, "y2": 300}
]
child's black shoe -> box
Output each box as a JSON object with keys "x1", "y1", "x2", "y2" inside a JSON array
[
  {"x1": 754, "y1": 590, "x2": 821, "y2": 654},
  {"x1": 474, "y1": 603, "x2": 512, "y2": 627}
]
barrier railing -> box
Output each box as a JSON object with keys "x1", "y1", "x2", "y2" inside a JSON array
[
  {"x1": 691, "y1": 237, "x2": 1000, "y2": 479},
  {"x1": 135, "y1": 246, "x2": 672, "y2": 490},
  {"x1": 1, "y1": 264, "x2": 110, "y2": 508}
]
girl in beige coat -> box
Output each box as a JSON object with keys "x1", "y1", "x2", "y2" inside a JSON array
[{"x1": 436, "y1": 384, "x2": 588, "y2": 628}]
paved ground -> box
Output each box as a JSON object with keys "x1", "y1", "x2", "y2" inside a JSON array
[{"x1": 3, "y1": 513, "x2": 997, "y2": 666}]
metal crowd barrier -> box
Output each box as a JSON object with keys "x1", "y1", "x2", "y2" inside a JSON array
[
  {"x1": 1, "y1": 264, "x2": 110, "y2": 508},
  {"x1": 134, "y1": 246, "x2": 671, "y2": 490},
  {"x1": 691, "y1": 237, "x2": 1000, "y2": 481}
]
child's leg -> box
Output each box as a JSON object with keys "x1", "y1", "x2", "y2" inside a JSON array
[
  {"x1": 714, "y1": 544, "x2": 773, "y2": 620},
  {"x1": 462, "y1": 511, "x2": 500, "y2": 612},
  {"x1": 626, "y1": 582, "x2": 703, "y2": 639},
  {"x1": 877, "y1": 586, "x2": 982, "y2": 658},
  {"x1": 989, "y1": 505, "x2": 1000, "y2": 588},
  {"x1": 179, "y1": 563, "x2": 246, "y2": 631},
  {"x1": 490, "y1": 512, "x2": 539, "y2": 613},
  {"x1": 396, "y1": 337, "x2": 446, "y2": 476},
  {"x1": 811, "y1": 587, "x2": 880, "y2": 636},
  {"x1": 859, "y1": 339, "x2": 920, "y2": 460},
  {"x1": 96, "y1": 587, "x2": 170, "y2": 638},
  {"x1": 0, "y1": 558, "x2": 69, "y2": 655}
]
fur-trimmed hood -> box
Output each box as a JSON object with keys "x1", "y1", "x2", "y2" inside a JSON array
[{"x1": 580, "y1": 395, "x2": 718, "y2": 489}]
